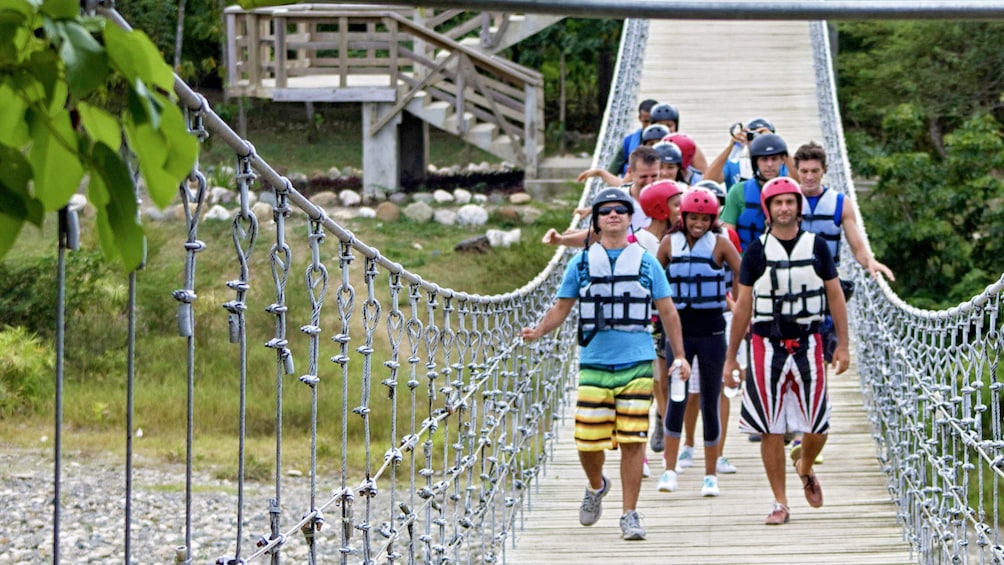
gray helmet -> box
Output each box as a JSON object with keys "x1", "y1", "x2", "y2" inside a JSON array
[
  {"x1": 650, "y1": 103, "x2": 680, "y2": 127},
  {"x1": 642, "y1": 124, "x2": 671, "y2": 144},
  {"x1": 590, "y1": 187, "x2": 634, "y2": 233},
  {"x1": 694, "y1": 179, "x2": 727, "y2": 204},
  {"x1": 653, "y1": 141, "x2": 683, "y2": 165}
]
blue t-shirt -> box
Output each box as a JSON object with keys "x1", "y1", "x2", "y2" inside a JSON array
[{"x1": 558, "y1": 246, "x2": 672, "y2": 366}]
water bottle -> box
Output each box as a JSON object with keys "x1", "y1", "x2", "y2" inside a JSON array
[
  {"x1": 724, "y1": 368, "x2": 742, "y2": 399},
  {"x1": 669, "y1": 359, "x2": 686, "y2": 402}
]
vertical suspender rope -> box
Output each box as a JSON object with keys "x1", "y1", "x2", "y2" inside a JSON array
[
  {"x1": 174, "y1": 99, "x2": 209, "y2": 565},
  {"x1": 332, "y1": 239, "x2": 355, "y2": 564},
  {"x1": 405, "y1": 282, "x2": 423, "y2": 565},
  {"x1": 382, "y1": 272, "x2": 405, "y2": 564},
  {"x1": 53, "y1": 206, "x2": 78, "y2": 564},
  {"x1": 301, "y1": 216, "x2": 327, "y2": 564},
  {"x1": 358, "y1": 256, "x2": 382, "y2": 563},
  {"x1": 265, "y1": 177, "x2": 294, "y2": 564}
]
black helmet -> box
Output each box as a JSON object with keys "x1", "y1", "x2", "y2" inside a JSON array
[
  {"x1": 653, "y1": 141, "x2": 683, "y2": 165},
  {"x1": 746, "y1": 117, "x2": 776, "y2": 133},
  {"x1": 694, "y1": 179, "x2": 727, "y2": 205},
  {"x1": 590, "y1": 187, "x2": 634, "y2": 233},
  {"x1": 642, "y1": 124, "x2": 671, "y2": 144},
  {"x1": 650, "y1": 103, "x2": 680, "y2": 127},
  {"x1": 749, "y1": 133, "x2": 788, "y2": 179}
]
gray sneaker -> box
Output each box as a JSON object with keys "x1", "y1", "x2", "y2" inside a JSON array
[
  {"x1": 579, "y1": 476, "x2": 610, "y2": 526},
  {"x1": 650, "y1": 414, "x2": 665, "y2": 453},
  {"x1": 619, "y1": 510, "x2": 646, "y2": 540}
]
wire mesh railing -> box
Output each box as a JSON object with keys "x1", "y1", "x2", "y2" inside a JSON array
[{"x1": 810, "y1": 20, "x2": 1004, "y2": 564}]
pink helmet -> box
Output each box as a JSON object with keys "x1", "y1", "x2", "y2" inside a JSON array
[
  {"x1": 680, "y1": 188, "x2": 720, "y2": 221},
  {"x1": 760, "y1": 177, "x2": 803, "y2": 221},
  {"x1": 665, "y1": 133, "x2": 697, "y2": 170},
  {"x1": 639, "y1": 180, "x2": 684, "y2": 221}
]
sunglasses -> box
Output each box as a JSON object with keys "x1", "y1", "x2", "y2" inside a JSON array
[{"x1": 597, "y1": 205, "x2": 630, "y2": 216}]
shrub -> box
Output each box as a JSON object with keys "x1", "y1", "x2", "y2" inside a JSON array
[{"x1": 0, "y1": 327, "x2": 55, "y2": 416}]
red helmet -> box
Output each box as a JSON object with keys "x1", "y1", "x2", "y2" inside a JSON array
[
  {"x1": 760, "y1": 177, "x2": 802, "y2": 221},
  {"x1": 680, "y1": 188, "x2": 720, "y2": 221},
  {"x1": 639, "y1": 180, "x2": 683, "y2": 221},
  {"x1": 665, "y1": 133, "x2": 697, "y2": 170}
]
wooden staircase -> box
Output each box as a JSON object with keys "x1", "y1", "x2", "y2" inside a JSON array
[{"x1": 224, "y1": 4, "x2": 561, "y2": 177}]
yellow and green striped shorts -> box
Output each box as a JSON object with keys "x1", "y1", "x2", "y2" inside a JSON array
[{"x1": 574, "y1": 361, "x2": 654, "y2": 451}]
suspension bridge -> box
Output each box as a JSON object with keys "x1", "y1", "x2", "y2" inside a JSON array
[{"x1": 16, "y1": 4, "x2": 1004, "y2": 565}]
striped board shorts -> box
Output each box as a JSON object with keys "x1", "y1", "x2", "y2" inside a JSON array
[
  {"x1": 738, "y1": 332, "x2": 831, "y2": 436},
  {"x1": 574, "y1": 361, "x2": 654, "y2": 451}
]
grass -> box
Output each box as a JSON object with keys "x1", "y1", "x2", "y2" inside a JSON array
[{"x1": 1, "y1": 184, "x2": 581, "y2": 480}]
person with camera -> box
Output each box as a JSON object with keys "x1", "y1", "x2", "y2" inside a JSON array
[
  {"x1": 704, "y1": 117, "x2": 794, "y2": 189},
  {"x1": 722, "y1": 177, "x2": 850, "y2": 525}
]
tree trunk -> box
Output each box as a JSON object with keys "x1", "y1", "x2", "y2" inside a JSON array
[
  {"x1": 929, "y1": 117, "x2": 946, "y2": 158},
  {"x1": 174, "y1": 0, "x2": 186, "y2": 71},
  {"x1": 597, "y1": 48, "x2": 613, "y2": 122},
  {"x1": 559, "y1": 50, "x2": 566, "y2": 155}
]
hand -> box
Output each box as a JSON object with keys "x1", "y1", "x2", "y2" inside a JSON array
[
  {"x1": 576, "y1": 168, "x2": 602, "y2": 182},
  {"x1": 542, "y1": 228, "x2": 560, "y2": 245},
  {"x1": 671, "y1": 358, "x2": 691, "y2": 382},
  {"x1": 573, "y1": 206, "x2": 592, "y2": 218},
  {"x1": 723, "y1": 359, "x2": 741, "y2": 387},
  {"x1": 831, "y1": 345, "x2": 850, "y2": 375},
  {"x1": 868, "y1": 258, "x2": 896, "y2": 282},
  {"x1": 521, "y1": 326, "x2": 540, "y2": 342}
]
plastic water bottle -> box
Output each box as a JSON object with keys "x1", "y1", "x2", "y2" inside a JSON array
[
  {"x1": 670, "y1": 359, "x2": 686, "y2": 402},
  {"x1": 724, "y1": 369, "x2": 742, "y2": 399}
]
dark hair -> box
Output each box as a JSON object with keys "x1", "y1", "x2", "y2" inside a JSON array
[
  {"x1": 639, "y1": 99, "x2": 659, "y2": 113},
  {"x1": 628, "y1": 145, "x2": 660, "y2": 170},
  {"x1": 794, "y1": 141, "x2": 827, "y2": 168}
]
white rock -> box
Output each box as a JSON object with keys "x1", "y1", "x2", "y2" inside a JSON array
[
  {"x1": 456, "y1": 204, "x2": 489, "y2": 226},
  {"x1": 485, "y1": 229, "x2": 506, "y2": 248},
  {"x1": 453, "y1": 188, "x2": 472, "y2": 204},
  {"x1": 209, "y1": 186, "x2": 232, "y2": 205},
  {"x1": 135, "y1": 427, "x2": 143, "y2": 438},
  {"x1": 433, "y1": 189, "x2": 454, "y2": 204},
  {"x1": 357, "y1": 206, "x2": 377, "y2": 218},
  {"x1": 411, "y1": 192, "x2": 435, "y2": 204},
  {"x1": 251, "y1": 201, "x2": 274, "y2": 224},
  {"x1": 258, "y1": 190, "x2": 277, "y2": 208},
  {"x1": 339, "y1": 189, "x2": 361, "y2": 207},
  {"x1": 403, "y1": 201, "x2": 434, "y2": 223},
  {"x1": 204, "y1": 205, "x2": 233, "y2": 221},
  {"x1": 472, "y1": 194, "x2": 488, "y2": 204},
  {"x1": 412, "y1": 242, "x2": 423, "y2": 250},
  {"x1": 327, "y1": 166, "x2": 341, "y2": 179},
  {"x1": 486, "y1": 228, "x2": 522, "y2": 248},
  {"x1": 509, "y1": 192, "x2": 532, "y2": 205},
  {"x1": 520, "y1": 207, "x2": 543, "y2": 224},
  {"x1": 433, "y1": 209, "x2": 457, "y2": 225},
  {"x1": 287, "y1": 469, "x2": 304, "y2": 477}
]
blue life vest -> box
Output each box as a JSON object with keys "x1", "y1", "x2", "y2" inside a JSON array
[
  {"x1": 667, "y1": 231, "x2": 726, "y2": 311},
  {"x1": 577, "y1": 243, "x2": 651, "y2": 346},
  {"x1": 801, "y1": 188, "x2": 844, "y2": 265},
  {"x1": 736, "y1": 178, "x2": 765, "y2": 249}
]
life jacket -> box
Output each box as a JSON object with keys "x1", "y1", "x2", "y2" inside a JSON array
[
  {"x1": 736, "y1": 178, "x2": 765, "y2": 249},
  {"x1": 667, "y1": 231, "x2": 726, "y2": 311},
  {"x1": 578, "y1": 243, "x2": 651, "y2": 346},
  {"x1": 801, "y1": 188, "x2": 844, "y2": 265},
  {"x1": 752, "y1": 231, "x2": 826, "y2": 328}
]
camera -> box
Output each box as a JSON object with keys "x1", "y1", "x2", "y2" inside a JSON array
[{"x1": 746, "y1": 131, "x2": 758, "y2": 142}]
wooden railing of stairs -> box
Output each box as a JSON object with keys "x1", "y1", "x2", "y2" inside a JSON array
[{"x1": 225, "y1": 4, "x2": 557, "y2": 176}]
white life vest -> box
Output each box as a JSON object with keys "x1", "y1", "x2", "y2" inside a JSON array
[
  {"x1": 752, "y1": 231, "x2": 827, "y2": 326},
  {"x1": 578, "y1": 243, "x2": 651, "y2": 346},
  {"x1": 667, "y1": 231, "x2": 726, "y2": 311},
  {"x1": 801, "y1": 188, "x2": 843, "y2": 264}
]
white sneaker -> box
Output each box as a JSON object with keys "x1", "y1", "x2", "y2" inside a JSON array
[
  {"x1": 642, "y1": 458, "x2": 651, "y2": 478},
  {"x1": 657, "y1": 470, "x2": 678, "y2": 493},
  {"x1": 701, "y1": 475, "x2": 720, "y2": 497},
  {"x1": 716, "y1": 456, "x2": 737, "y2": 474},
  {"x1": 676, "y1": 446, "x2": 694, "y2": 472}
]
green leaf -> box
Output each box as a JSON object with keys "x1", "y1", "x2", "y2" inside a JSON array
[
  {"x1": 77, "y1": 101, "x2": 120, "y2": 151},
  {"x1": 27, "y1": 107, "x2": 84, "y2": 211},
  {"x1": 0, "y1": 143, "x2": 43, "y2": 226},
  {"x1": 90, "y1": 143, "x2": 145, "y2": 270},
  {"x1": 125, "y1": 92, "x2": 197, "y2": 209},
  {"x1": 104, "y1": 23, "x2": 174, "y2": 93},
  {"x1": 0, "y1": 212, "x2": 25, "y2": 260},
  {"x1": 58, "y1": 20, "x2": 107, "y2": 97},
  {"x1": 0, "y1": 81, "x2": 30, "y2": 148},
  {"x1": 39, "y1": 0, "x2": 77, "y2": 20},
  {"x1": 126, "y1": 78, "x2": 163, "y2": 129},
  {"x1": 0, "y1": 0, "x2": 33, "y2": 18}
]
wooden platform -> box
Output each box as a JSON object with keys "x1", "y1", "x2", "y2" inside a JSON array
[
  {"x1": 507, "y1": 357, "x2": 914, "y2": 564},
  {"x1": 637, "y1": 20, "x2": 824, "y2": 160}
]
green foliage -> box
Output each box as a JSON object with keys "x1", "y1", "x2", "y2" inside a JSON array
[
  {"x1": 0, "y1": 0, "x2": 197, "y2": 270},
  {"x1": 838, "y1": 21, "x2": 1004, "y2": 307},
  {"x1": 0, "y1": 326, "x2": 54, "y2": 416}
]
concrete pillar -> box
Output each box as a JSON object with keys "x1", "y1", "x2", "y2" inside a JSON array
[
  {"x1": 399, "y1": 112, "x2": 427, "y2": 191},
  {"x1": 362, "y1": 102, "x2": 401, "y2": 197}
]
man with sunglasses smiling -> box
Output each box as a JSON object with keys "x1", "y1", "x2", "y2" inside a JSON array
[{"x1": 522, "y1": 187, "x2": 690, "y2": 541}]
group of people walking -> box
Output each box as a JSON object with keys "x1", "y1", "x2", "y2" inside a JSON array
[{"x1": 524, "y1": 101, "x2": 894, "y2": 540}]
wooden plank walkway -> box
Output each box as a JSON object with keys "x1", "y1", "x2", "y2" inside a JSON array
[
  {"x1": 508, "y1": 20, "x2": 914, "y2": 564},
  {"x1": 507, "y1": 357, "x2": 914, "y2": 564},
  {"x1": 637, "y1": 19, "x2": 825, "y2": 160}
]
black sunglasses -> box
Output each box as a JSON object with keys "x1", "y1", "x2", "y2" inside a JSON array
[{"x1": 597, "y1": 205, "x2": 630, "y2": 216}]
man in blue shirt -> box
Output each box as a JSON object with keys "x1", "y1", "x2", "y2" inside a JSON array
[
  {"x1": 522, "y1": 187, "x2": 690, "y2": 541},
  {"x1": 608, "y1": 99, "x2": 659, "y2": 175}
]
